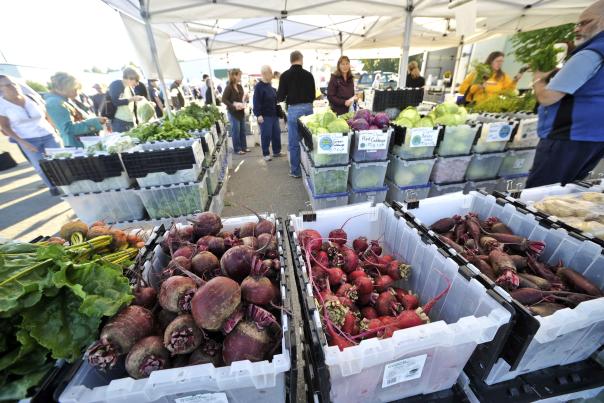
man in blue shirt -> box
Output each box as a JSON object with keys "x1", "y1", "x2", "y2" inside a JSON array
[{"x1": 528, "y1": 0, "x2": 604, "y2": 187}]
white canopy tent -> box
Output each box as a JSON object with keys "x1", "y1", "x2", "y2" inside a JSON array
[{"x1": 102, "y1": 0, "x2": 592, "y2": 96}]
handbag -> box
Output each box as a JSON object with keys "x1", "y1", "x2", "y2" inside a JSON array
[{"x1": 100, "y1": 92, "x2": 116, "y2": 119}]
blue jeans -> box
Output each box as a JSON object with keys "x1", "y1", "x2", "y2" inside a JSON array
[
  {"x1": 260, "y1": 116, "x2": 281, "y2": 156},
  {"x1": 16, "y1": 135, "x2": 60, "y2": 188},
  {"x1": 228, "y1": 112, "x2": 247, "y2": 153},
  {"x1": 111, "y1": 118, "x2": 134, "y2": 133},
  {"x1": 286, "y1": 103, "x2": 313, "y2": 176}
]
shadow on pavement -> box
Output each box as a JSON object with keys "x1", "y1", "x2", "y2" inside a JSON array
[
  {"x1": 10, "y1": 207, "x2": 74, "y2": 240},
  {"x1": 0, "y1": 190, "x2": 64, "y2": 230}
]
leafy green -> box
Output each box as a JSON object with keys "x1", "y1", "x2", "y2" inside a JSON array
[
  {"x1": 471, "y1": 61, "x2": 493, "y2": 85},
  {"x1": 0, "y1": 365, "x2": 51, "y2": 402},
  {"x1": 511, "y1": 23, "x2": 574, "y2": 72},
  {"x1": 471, "y1": 90, "x2": 536, "y2": 113}
]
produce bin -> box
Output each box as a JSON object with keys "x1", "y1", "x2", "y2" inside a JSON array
[
  {"x1": 387, "y1": 154, "x2": 435, "y2": 188},
  {"x1": 310, "y1": 131, "x2": 351, "y2": 167},
  {"x1": 288, "y1": 203, "x2": 512, "y2": 402},
  {"x1": 209, "y1": 176, "x2": 229, "y2": 215},
  {"x1": 507, "y1": 114, "x2": 539, "y2": 149},
  {"x1": 60, "y1": 216, "x2": 295, "y2": 403},
  {"x1": 465, "y1": 179, "x2": 498, "y2": 195},
  {"x1": 351, "y1": 128, "x2": 391, "y2": 162},
  {"x1": 430, "y1": 155, "x2": 472, "y2": 184},
  {"x1": 496, "y1": 174, "x2": 529, "y2": 194},
  {"x1": 348, "y1": 185, "x2": 388, "y2": 205},
  {"x1": 465, "y1": 152, "x2": 506, "y2": 181},
  {"x1": 386, "y1": 181, "x2": 431, "y2": 203},
  {"x1": 497, "y1": 148, "x2": 536, "y2": 177},
  {"x1": 428, "y1": 182, "x2": 466, "y2": 198},
  {"x1": 349, "y1": 160, "x2": 389, "y2": 190},
  {"x1": 40, "y1": 154, "x2": 128, "y2": 192},
  {"x1": 300, "y1": 143, "x2": 312, "y2": 175},
  {"x1": 390, "y1": 124, "x2": 438, "y2": 160},
  {"x1": 307, "y1": 162, "x2": 350, "y2": 196},
  {"x1": 435, "y1": 124, "x2": 479, "y2": 157},
  {"x1": 303, "y1": 174, "x2": 349, "y2": 210},
  {"x1": 137, "y1": 178, "x2": 209, "y2": 219},
  {"x1": 400, "y1": 191, "x2": 604, "y2": 385},
  {"x1": 472, "y1": 121, "x2": 516, "y2": 154},
  {"x1": 63, "y1": 188, "x2": 145, "y2": 224},
  {"x1": 206, "y1": 158, "x2": 221, "y2": 196}
]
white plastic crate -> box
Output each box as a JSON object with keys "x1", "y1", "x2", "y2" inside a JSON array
[
  {"x1": 428, "y1": 182, "x2": 466, "y2": 198},
  {"x1": 518, "y1": 183, "x2": 592, "y2": 203},
  {"x1": 401, "y1": 191, "x2": 604, "y2": 384},
  {"x1": 289, "y1": 203, "x2": 511, "y2": 402},
  {"x1": 63, "y1": 188, "x2": 145, "y2": 224},
  {"x1": 465, "y1": 179, "x2": 498, "y2": 195},
  {"x1": 387, "y1": 155, "x2": 435, "y2": 188},
  {"x1": 303, "y1": 174, "x2": 349, "y2": 210},
  {"x1": 137, "y1": 177, "x2": 210, "y2": 219},
  {"x1": 465, "y1": 152, "x2": 506, "y2": 181},
  {"x1": 60, "y1": 215, "x2": 291, "y2": 403},
  {"x1": 386, "y1": 181, "x2": 431, "y2": 203},
  {"x1": 472, "y1": 121, "x2": 516, "y2": 154},
  {"x1": 135, "y1": 166, "x2": 203, "y2": 188},
  {"x1": 209, "y1": 173, "x2": 229, "y2": 215},
  {"x1": 348, "y1": 185, "x2": 388, "y2": 205},
  {"x1": 435, "y1": 125, "x2": 479, "y2": 157},
  {"x1": 349, "y1": 160, "x2": 389, "y2": 190},
  {"x1": 206, "y1": 159, "x2": 221, "y2": 196},
  {"x1": 507, "y1": 114, "x2": 539, "y2": 149},
  {"x1": 307, "y1": 163, "x2": 350, "y2": 196},
  {"x1": 430, "y1": 155, "x2": 472, "y2": 184},
  {"x1": 58, "y1": 172, "x2": 133, "y2": 195},
  {"x1": 498, "y1": 148, "x2": 536, "y2": 177}
]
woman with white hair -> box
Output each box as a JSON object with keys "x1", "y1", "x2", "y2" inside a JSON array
[
  {"x1": 253, "y1": 65, "x2": 282, "y2": 161},
  {"x1": 45, "y1": 72, "x2": 106, "y2": 148}
]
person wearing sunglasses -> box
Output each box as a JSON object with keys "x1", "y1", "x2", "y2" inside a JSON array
[
  {"x1": 0, "y1": 75, "x2": 61, "y2": 194},
  {"x1": 527, "y1": 0, "x2": 604, "y2": 187},
  {"x1": 107, "y1": 67, "x2": 144, "y2": 132}
]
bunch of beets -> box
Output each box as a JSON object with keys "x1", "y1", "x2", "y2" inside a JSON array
[
  {"x1": 431, "y1": 213, "x2": 602, "y2": 316},
  {"x1": 298, "y1": 225, "x2": 449, "y2": 351},
  {"x1": 86, "y1": 212, "x2": 283, "y2": 379}
]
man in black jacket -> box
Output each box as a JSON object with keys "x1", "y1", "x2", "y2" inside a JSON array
[{"x1": 277, "y1": 50, "x2": 316, "y2": 178}]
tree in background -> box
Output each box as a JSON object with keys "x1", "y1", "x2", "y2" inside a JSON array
[
  {"x1": 511, "y1": 23, "x2": 575, "y2": 72},
  {"x1": 361, "y1": 58, "x2": 400, "y2": 73},
  {"x1": 25, "y1": 80, "x2": 48, "y2": 94}
]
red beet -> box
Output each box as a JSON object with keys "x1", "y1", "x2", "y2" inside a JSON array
[
  {"x1": 401, "y1": 293, "x2": 419, "y2": 310},
  {"x1": 191, "y1": 276, "x2": 241, "y2": 331},
  {"x1": 336, "y1": 283, "x2": 358, "y2": 301},
  {"x1": 173, "y1": 245, "x2": 196, "y2": 260},
  {"x1": 222, "y1": 320, "x2": 272, "y2": 365},
  {"x1": 385, "y1": 261, "x2": 411, "y2": 281},
  {"x1": 375, "y1": 290, "x2": 401, "y2": 316},
  {"x1": 170, "y1": 256, "x2": 191, "y2": 271},
  {"x1": 161, "y1": 225, "x2": 194, "y2": 253},
  {"x1": 163, "y1": 314, "x2": 203, "y2": 355},
  {"x1": 197, "y1": 236, "x2": 226, "y2": 257},
  {"x1": 374, "y1": 275, "x2": 394, "y2": 293},
  {"x1": 133, "y1": 287, "x2": 157, "y2": 309},
  {"x1": 220, "y1": 245, "x2": 255, "y2": 282},
  {"x1": 241, "y1": 275, "x2": 276, "y2": 305},
  {"x1": 353, "y1": 276, "x2": 374, "y2": 295},
  {"x1": 299, "y1": 229, "x2": 322, "y2": 252},
  {"x1": 192, "y1": 212, "x2": 223, "y2": 239},
  {"x1": 327, "y1": 267, "x2": 347, "y2": 288},
  {"x1": 489, "y1": 249, "x2": 520, "y2": 290},
  {"x1": 159, "y1": 276, "x2": 197, "y2": 313},
  {"x1": 240, "y1": 236, "x2": 258, "y2": 249},
  {"x1": 329, "y1": 228, "x2": 347, "y2": 246},
  {"x1": 325, "y1": 321, "x2": 354, "y2": 351},
  {"x1": 357, "y1": 292, "x2": 378, "y2": 306},
  {"x1": 257, "y1": 233, "x2": 278, "y2": 258},
  {"x1": 352, "y1": 236, "x2": 369, "y2": 254},
  {"x1": 237, "y1": 222, "x2": 256, "y2": 238},
  {"x1": 341, "y1": 247, "x2": 359, "y2": 274},
  {"x1": 189, "y1": 339, "x2": 223, "y2": 366},
  {"x1": 125, "y1": 336, "x2": 170, "y2": 379},
  {"x1": 369, "y1": 240, "x2": 382, "y2": 256},
  {"x1": 87, "y1": 306, "x2": 155, "y2": 370},
  {"x1": 191, "y1": 251, "x2": 220, "y2": 278},
  {"x1": 395, "y1": 276, "x2": 451, "y2": 330},
  {"x1": 341, "y1": 310, "x2": 356, "y2": 334},
  {"x1": 348, "y1": 269, "x2": 368, "y2": 282},
  {"x1": 255, "y1": 219, "x2": 275, "y2": 236},
  {"x1": 361, "y1": 306, "x2": 378, "y2": 319}
]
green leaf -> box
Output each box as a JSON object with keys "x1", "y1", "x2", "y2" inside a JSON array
[
  {"x1": 0, "y1": 364, "x2": 51, "y2": 402},
  {"x1": 52, "y1": 260, "x2": 133, "y2": 318},
  {"x1": 0, "y1": 242, "x2": 39, "y2": 254},
  {"x1": 0, "y1": 258, "x2": 55, "y2": 316},
  {"x1": 20, "y1": 290, "x2": 101, "y2": 361}
]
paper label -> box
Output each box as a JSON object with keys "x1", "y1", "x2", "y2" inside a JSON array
[
  {"x1": 512, "y1": 158, "x2": 526, "y2": 169},
  {"x1": 175, "y1": 393, "x2": 228, "y2": 403},
  {"x1": 357, "y1": 130, "x2": 389, "y2": 151},
  {"x1": 486, "y1": 122, "x2": 513, "y2": 142},
  {"x1": 317, "y1": 133, "x2": 349, "y2": 154},
  {"x1": 382, "y1": 354, "x2": 427, "y2": 388},
  {"x1": 408, "y1": 128, "x2": 439, "y2": 148}
]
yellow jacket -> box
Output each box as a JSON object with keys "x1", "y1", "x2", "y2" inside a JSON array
[{"x1": 459, "y1": 72, "x2": 517, "y2": 103}]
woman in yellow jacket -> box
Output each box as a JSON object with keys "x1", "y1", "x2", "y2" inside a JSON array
[{"x1": 459, "y1": 51, "x2": 524, "y2": 104}]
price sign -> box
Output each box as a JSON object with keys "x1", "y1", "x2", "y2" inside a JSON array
[
  {"x1": 357, "y1": 130, "x2": 389, "y2": 151},
  {"x1": 486, "y1": 122, "x2": 513, "y2": 142},
  {"x1": 382, "y1": 354, "x2": 427, "y2": 388},
  {"x1": 317, "y1": 133, "x2": 349, "y2": 154},
  {"x1": 408, "y1": 128, "x2": 439, "y2": 148}
]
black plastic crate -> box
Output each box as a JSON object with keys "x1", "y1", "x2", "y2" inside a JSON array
[
  {"x1": 120, "y1": 146, "x2": 199, "y2": 178},
  {"x1": 297, "y1": 119, "x2": 314, "y2": 151},
  {"x1": 0, "y1": 151, "x2": 17, "y2": 171},
  {"x1": 40, "y1": 154, "x2": 124, "y2": 186},
  {"x1": 371, "y1": 89, "x2": 424, "y2": 112}
]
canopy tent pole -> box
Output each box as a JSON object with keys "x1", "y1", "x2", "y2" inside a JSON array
[
  {"x1": 205, "y1": 38, "x2": 217, "y2": 106},
  {"x1": 140, "y1": 0, "x2": 173, "y2": 119},
  {"x1": 339, "y1": 31, "x2": 344, "y2": 56},
  {"x1": 397, "y1": 0, "x2": 414, "y2": 88},
  {"x1": 450, "y1": 36, "x2": 465, "y2": 96}
]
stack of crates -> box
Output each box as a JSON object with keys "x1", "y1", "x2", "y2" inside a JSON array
[{"x1": 348, "y1": 128, "x2": 391, "y2": 205}]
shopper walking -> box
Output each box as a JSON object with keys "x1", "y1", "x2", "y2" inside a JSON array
[
  {"x1": 107, "y1": 67, "x2": 144, "y2": 132},
  {"x1": 46, "y1": 72, "x2": 106, "y2": 148},
  {"x1": 406, "y1": 61, "x2": 426, "y2": 88},
  {"x1": 90, "y1": 84, "x2": 107, "y2": 116},
  {"x1": 459, "y1": 51, "x2": 524, "y2": 104},
  {"x1": 222, "y1": 68, "x2": 249, "y2": 155},
  {"x1": 277, "y1": 50, "x2": 316, "y2": 178},
  {"x1": 327, "y1": 55, "x2": 357, "y2": 116},
  {"x1": 147, "y1": 79, "x2": 164, "y2": 118},
  {"x1": 526, "y1": 0, "x2": 604, "y2": 187},
  {"x1": 253, "y1": 65, "x2": 282, "y2": 161},
  {"x1": 170, "y1": 79, "x2": 186, "y2": 110},
  {"x1": 0, "y1": 75, "x2": 61, "y2": 194}
]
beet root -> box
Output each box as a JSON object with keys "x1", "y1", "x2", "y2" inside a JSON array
[
  {"x1": 257, "y1": 233, "x2": 278, "y2": 258},
  {"x1": 197, "y1": 236, "x2": 226, "y2": 257},
  {"x1": 241, "y1": 275, "x2": 276, "y2": 305},
  {"x1": 192, "y1": 212, "x2": 223, "y2": 239},
  {"x1": 329, "y1": 228, "x2": 347, "y2": 246},
  {"x1": 255, "y1": 219, "x2": 275, "y2": 236},
  {"x1": 163, "y1": 314, "x2": 204, "y2": 355},
  {"x1": 133, "y1": 287, "x2": 157, "y2": 309},
  {"x1": 222, "y1": 320, "x2": 272, "y2": 365},
  {"x1": 352, "y1": 237, "x2": 369, "y2": 254},
  {"x1": 159, "y1": 276, "x2": 197, "y2": 313},
  {"x1": 189, "y1": 338, "x2": 223, "y2": 366},
  {"x1": 191, "y1": 276, "x2": 241, "y2": 331},
  {"x1": 125, "y1": 336, "x2": 170, "y2": 379},
  {"x1": 191, "y1": 251, "x2": 220, "y2": 278},
  {"x1": 220, "y1": 245, "x2": 255, "y2": 282},
  {"x1": 87, "y1": 305, "x2": 155, "y2": 370}
]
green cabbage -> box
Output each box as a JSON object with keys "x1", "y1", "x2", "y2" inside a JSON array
[
  {"x1": 394, "y1": 117, "x2": 414, "y2": 128},
  {"x1": 319, "y1": 110, "x2": 337, "y2": 128},
  {"x1": 327, "y1": 118, "x2": 350, "y2": 133},
  {"x1": 397, "y1": 107, "x2": 420, "y2": 124},
  {"x1": 415, "y1": 117, "x2": 434, "y2": 128}
]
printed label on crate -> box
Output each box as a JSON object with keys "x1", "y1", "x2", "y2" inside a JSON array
[
  {"x1": 175, "y1": 393, "x2": 228, "y2": 403},
  {"x1": 486, "y1": 123, "x2": 513, "y2": 142},
  {"x1": 381, "y1": 354, "x2": 427, "y2": 388},
  {"x1": 357, "y1": 130, "x2": 389, "y2": 151},
  {"x1": 513, "y1": 158, "x2": 526, "y2": 169},
  {"x1": 317, "y1": 133, "x2": 349, "y2": 154},
  {"x1": 408, "y1": 128, "x2": 439, "y2": 147}
]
